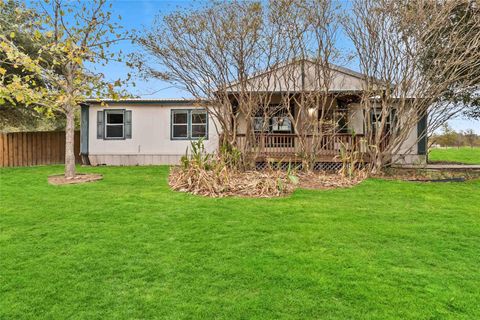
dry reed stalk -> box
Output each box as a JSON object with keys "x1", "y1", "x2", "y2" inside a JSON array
[
  {"x1": 169, "y1": 165, "x2": 296, "y2": 198},
  {"x1": 169, "y1": 165, "x2": 366, "y2": 198}
]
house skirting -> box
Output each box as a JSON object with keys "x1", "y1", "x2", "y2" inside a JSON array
[
  {"x1": 88, "y1": 153, "x2": 426, "y2": 167},
  {"x1": 88, "y1": 154, "x2": 183, "y2": 166},
  {"x1": 391, "y1": 154, "x2": 427, "y2": 166},
  {"x1": 255, "y1": 161, "x2": 362, "y2": 172}
]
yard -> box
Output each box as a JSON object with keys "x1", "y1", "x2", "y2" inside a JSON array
[
  {"x1": 429, "y1": 147, "x2": 480, "y2": 164},
  {"x1": 1, "y1": 165, "x2": 480, "y2": 319}
]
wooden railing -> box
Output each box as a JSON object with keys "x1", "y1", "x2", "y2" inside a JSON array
[{"x1": 234, "y1": 133, "x2": 365, "y2": 160}]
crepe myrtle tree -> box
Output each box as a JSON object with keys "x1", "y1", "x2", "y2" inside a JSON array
[
  {"x1": 135, "y1": 1, "x2": 312, "y2": 169},
  {"x1": 0, "y1": 0, "x2": 130, "y2": 178},
  {"x1": 343, "y1": 0, "x2": 480, "y2": 173},
  {"x1": 271, "y1": 0, "x2": 348, "y2": 171},
  {"x1": 135, "y1": 0, "x2": 352, "y2": 170}
]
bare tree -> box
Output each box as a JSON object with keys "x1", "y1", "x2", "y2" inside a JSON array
[
  {"x1": 343, "y1": 0, "x2": 480, "y2": 173},
  {"x1": 464, "y1": 129, "x2": 477, "y2": 148},
  {"x1": 273, "y1": 0, "x2": 351, "y2": 170},
  {"x1": 136, "y1": 1, "x2": 295, "y2": 168},
  {"x1": 136, "y1": 0, "x2": 357, "y2": 170}
]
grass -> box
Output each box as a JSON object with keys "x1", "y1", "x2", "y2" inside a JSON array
[
  {"x1": 1, "y1": 165, "x2": 480, "y2": 319},
  {"x1": 429, "y1": 147, "x2": 480, "y2": 164}
]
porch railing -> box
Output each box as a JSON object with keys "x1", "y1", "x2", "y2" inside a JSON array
[{"x1": 234, "y1": 133, "x2": 365, "y2": 159}]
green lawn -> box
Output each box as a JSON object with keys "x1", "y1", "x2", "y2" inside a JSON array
[
  {"x1": 429, "y1": 147, "x2": 480, "y2": 164},
  {"x1": 1, "y1": 166, "x2": 480, "y2": 319}
]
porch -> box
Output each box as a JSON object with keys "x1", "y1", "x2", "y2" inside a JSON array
[{"x1": 234, "y1": 133, "x2": 366, "y2": 162}]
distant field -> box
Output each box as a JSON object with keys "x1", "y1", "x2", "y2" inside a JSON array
[{"x1": 429, "y1": 147, "x2": 480, "y2": 164}]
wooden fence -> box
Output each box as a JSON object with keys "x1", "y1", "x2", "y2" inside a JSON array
[{"x1": 0, "y1": 131, "x2": 81, "y2": 167}]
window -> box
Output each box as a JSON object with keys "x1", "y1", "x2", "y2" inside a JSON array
[
  {"x1": 252, "y1": 105, "x2": 292, "y2": 133},
  {"x1": 251, "y1": 105, "x2": 293, "y2": 148},
  {"x1": 334, "y1": 109, "x2": 349, "y2": 133},
  {"x1": 105, "y1": 110, "x2": 124, "y2": 139},
  {"x1": 253, "y1": 108, "x2": 268, "y2": 132},
  {"x1": 370, "y1": 109, "x2": 396, "y2": 134},
  {"x1": 172, "y1": 110, "x2": 188, "y2": 139},
  {"x1": 253, "y1": 117, "x2": 267, "y2": 132},
  {"x1": 270, "y1": 107, "x2": 292, "y2": 133},
  {"x1": 191, "y1": 110, "x2": 208, "y2": 138},
  {"x1": 171, "y1": 109, "x2": 208, "y2": 140},
  {"x1": 271, "y1": 116, "x2": 291, "y2": 132}
]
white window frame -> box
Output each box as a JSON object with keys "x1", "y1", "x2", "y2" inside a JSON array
[
  {"x1": 171, "y1": 110, "x2": 189, "y2": 140},
  {"x1": 253, "y1": 116, "x2": 267, "y2": 132},
  {"x1": 171, "y1": 109, "x2": 208, "y2": 140},
  {"x1": 271, "y1": 116, "x2": 292, "y2": 132},
  {"x1": 190, "y1": 110, "x2": 208, "y2": 139},
  {"x1": 104, "y1": 109, "x2": 125, "y2": 140},
  {"x1": 371, "y1": 110, "x2": 392, "y2": 129}
]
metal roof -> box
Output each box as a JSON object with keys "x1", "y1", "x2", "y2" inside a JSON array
[{"x1": 84, "y1": 98, "x2": 206, "y2": 105}]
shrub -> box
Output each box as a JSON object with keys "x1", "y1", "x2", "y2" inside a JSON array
[
  {"x1": 337, "y1": 133, "x2": 366, "y2": 178},
  {"x1": 170, "y1": 139, "x2": 297, "y2": 197}
]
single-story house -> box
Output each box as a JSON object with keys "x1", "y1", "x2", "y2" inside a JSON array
[
  {"x1": 81, "y1": 98, "x2": 219, "y2": 166},
  {"x1": 81, "y1": 62, "x2": 427, "y2": 167}
]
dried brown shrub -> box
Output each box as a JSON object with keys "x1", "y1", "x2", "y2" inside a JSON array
[
  {"x1": 296, "y1": 171, "x2": 367, "y2": 190},
  {"x1": 169, "y1": 164, "x2": 297, "y2": 198},
  {"x1": 169, "y1": 166, "x2": 367, "y2": 197},
  {"x1": 169, "y1": 139, "x2": 365, "y2": 198}
]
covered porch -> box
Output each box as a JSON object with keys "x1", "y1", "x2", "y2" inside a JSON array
[
  {"x1": 234, "y1": 133, "x2": 366, "y2": 162},
  {"x1": 230, "y1": 91, "x2": 367, "y2": 162}
]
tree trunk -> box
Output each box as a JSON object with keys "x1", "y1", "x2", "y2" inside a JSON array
[
  {"x1": 65, "y1": 108, "x2": 76, "y2": 179},
  {"x1": 368, "y1": 147, "x2": 384, "y2": 175},
  {"x1": 371, "y1": 157, "x2": 383, "y2": 175}
]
